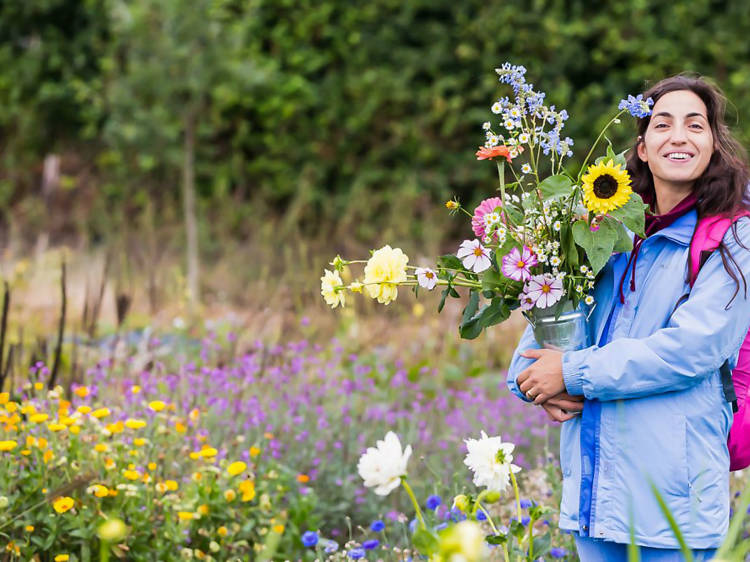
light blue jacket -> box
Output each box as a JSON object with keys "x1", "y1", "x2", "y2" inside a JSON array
[{"x1": 507, "y1": 210, "x2": 750, "y2": 548}]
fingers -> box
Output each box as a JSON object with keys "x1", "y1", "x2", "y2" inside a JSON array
[
  {"x1": 546, "y1": 396, "x2": 584, "y2": 412},
  {"x1": 520, "y1": 349, "x2": 543, "y2": 359},
  {"x1": 556, "y1": 392, "x2": 584, "y2": 402},
  {"x1": 541, "y1": 403, "x2": 577, "y2": 423}
]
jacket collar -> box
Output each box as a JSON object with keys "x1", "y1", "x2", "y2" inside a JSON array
[{"x1": 645, "y1": 208, "x2": 697, "y2": 247}]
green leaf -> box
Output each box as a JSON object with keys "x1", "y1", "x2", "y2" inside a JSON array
[
  {"x1": 609, "y1": 192, "x2": 648, "y2": 238},
  {"x1": 561, "y1": 224, "x2": 579, "y2": 269},
  {"x1": 437, "y1": 254, "x2": 463, "y2": 272},
  {"x1": 572, "y1": 219, "x2": 618, "y2": 275},
  {"x1": 477, "y1": 297, "x2": 510, "y2": 328},
  {"x1": 461, "y1": 291, "x2": 480, "y2": 324},
  {"x1": 485, "y1": 533, "x2": 508, "y2": 545},
  {"x1": 531, "y1": 533, "x2": 552, "y2": 559},
  {"x1": 538, "y1": 174, "x2": 574, "y2": 199},
  {"x1": 481, "y1": 268, "x2": 503, "y2": 293},
  {"x1": 595, "y1": 144, "x2": 629, "y2": 168},
  {"x1": 613, "y1": 221, "x2": 634, "y2": 253},
  {"x1": 437, "y1": 287, "x2": 450, "y2": 313},
  {"x1": 412, "y1": 527, "x2": 440, "y2": 556}
]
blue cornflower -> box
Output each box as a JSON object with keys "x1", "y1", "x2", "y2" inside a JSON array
[
  {"x1": 426, "y1": 495, "x2": 442, "y2": 510},
  {"x1": 362, "y1": 539, "x2": 380, "y2": 550},
  {"x1": 521, "y1": 516, "x2": 531, "y2": 526},
  {"x1": 618, "y1": 94, "x2": 654, "y2": 118},
  {"x1": 550, "y1": 547, "x2": 568, "y2": 558},
  {"x1": 435, "y1": 522, "x2": 449, "y2": 531},
  {"x1": 323, "y1": 540, "x2": 339, "y2": 553},
  {"x1": 370, "y1": 519, "x2": 385, "y2": 532},
  {"x1": 348, "y1": 547, "x2": 366, "y2": 559},
  {"x1": 476, "y1": 509, "x2": 487, "y2": 521},
  {"x1": 520, "y1": 499, "x2": 533, "y2": 509},
  {"x1": 301, "y1": 531, "x2": 318, "y2": 547},
  {"x1": 449, "y1": 507, "x2": 467, "y2": 523},
  {"x1": 409, "y1": 518, "x2": 418, "y2": 534}
]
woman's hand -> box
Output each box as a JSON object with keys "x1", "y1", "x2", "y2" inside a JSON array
[
  {"x1": 517, "y1": 348, "x2": 567, "y2": 404},
  {"x1": 542, "y1": 392, "x2": 584, "y2": 422}
]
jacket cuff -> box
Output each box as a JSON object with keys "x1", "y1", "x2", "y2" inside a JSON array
[{"x1": 562, "y1": 349, "x2": 587, "y2": 396}]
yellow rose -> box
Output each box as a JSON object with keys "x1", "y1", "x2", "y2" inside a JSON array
[
  {"x1": 320, "y1": 269, "x2": 346, "y2": 308},
  {"x1": 363, "y1": 245, "x2": 409, "y2": 304}
]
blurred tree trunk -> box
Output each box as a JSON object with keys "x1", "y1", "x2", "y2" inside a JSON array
[{"x1": 183, "y1": 109, "x2": 199, "y2": 304}]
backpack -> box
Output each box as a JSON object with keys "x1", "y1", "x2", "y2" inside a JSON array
[{"x1": 688, "y1": 211, "x2": 750, "y2": 471}]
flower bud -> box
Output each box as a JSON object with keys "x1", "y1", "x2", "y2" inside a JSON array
[
  {"x1": 483, "y1": 491, "x2": 501, "y2": 504},
  {"x1": 452, "y1": 494, "x2": 469, "y2": 512},
  {"x1": 98, "y1": 518, "x2": 127, "y2": 542}
]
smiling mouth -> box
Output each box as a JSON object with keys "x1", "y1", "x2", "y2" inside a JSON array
[{"x1": 664, "y1": 151, "x2": 694, "y2": 162}]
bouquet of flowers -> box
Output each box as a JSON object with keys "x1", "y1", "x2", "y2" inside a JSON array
[{"x1": 321, "y1": 63, "x2": 651, "y2": 344}]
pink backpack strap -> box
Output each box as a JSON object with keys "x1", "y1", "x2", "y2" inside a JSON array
[{"x1": 689, "y1": 210, "x2": 750, "y2": 287}]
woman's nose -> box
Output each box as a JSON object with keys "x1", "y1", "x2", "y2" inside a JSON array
[{"x1": 670, "y1": 124, "x2": 688, "y2": 143}]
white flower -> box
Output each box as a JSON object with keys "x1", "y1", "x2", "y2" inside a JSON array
[
  {"x1": 518, "y1": 133, "x2": 530, "y2": 144},
  {"x1": 491, "y1": 102, "x2": 502, "y2": 114},
  {"x1": 553, "y1": 220, "x2": 561, "y2": 232},
  {"x1": 525, "y1": 274, "x2": 564, "y2": 309},
  {"x1": 521, "y1": 163, "x2": 532, "y2": 175},
  {"x1": 487, "y1": 134, "x2": 499, "y2": 147},
  {"x1": 320, "y1": 269, "x2": 346, "y2": 308},
  {"x1": 510, "y1": 107, "x2": 521, "y2": 118},
  {"x1": 483, "y1": 235, "x2": 493, "y2": 244},
  {"x1": 580, "y1": 265, "x2": 589, "y2": 274},
  {"x1": 585, "y1": 295, "x2": 595, "y2": 305},
  {"x1": 550, "y1": 256, "x2": 561, "y2": 267},
  {"x1": 415, "y1": 267, "x2": 438, "y2": 291},
  {"x1": 456, "y1": 240, "x2": 492, "y2": 273},
  {"x1": 357, "y1": 432, "x2": 412, "y2": 496},
  {"x1": 482, "y1": 121, "x2": 491, "y2": 130},
  {"x1": 484, "y1": 212, "x2": 501, "y2": 227},
  {"x1": 575, "y1": 284, "x2": 583, "y2": 293},
  {"x1": 587, "y1": 280, "x2": 595, "y2": 289},
  {"x1": 463, "y1": 431, "x2": 521, "y2": 492},
  {"x1": 503, "y1": 118, "x2": 515, "y2": 130}
]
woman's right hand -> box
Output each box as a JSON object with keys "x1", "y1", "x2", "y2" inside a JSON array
[{"x1": 541, "y1": 392, "x2": 584, "y2": 423}]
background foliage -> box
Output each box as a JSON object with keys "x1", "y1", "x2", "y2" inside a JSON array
[{"x1": 2, "y1": 0, "x2": 750, "y2": 280}]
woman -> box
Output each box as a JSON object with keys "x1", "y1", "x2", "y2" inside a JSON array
[{"x1": 507, "y1": 75, "x2": 750, "y2": 561}]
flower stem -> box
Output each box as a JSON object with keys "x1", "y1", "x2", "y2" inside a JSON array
[
  {"x1": 510, "y1": 471, "x2": 522, "y2": 521},
  {"x1": 401, "y1": 478, "x2": 426, "y2": 530},
  {"x1": 576, "y1": 109, "x2": 627, "y2": 183}
]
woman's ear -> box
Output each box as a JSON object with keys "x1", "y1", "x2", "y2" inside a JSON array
[{"x1": 636, "y1": 135, "x2": 647, "y2": 162}]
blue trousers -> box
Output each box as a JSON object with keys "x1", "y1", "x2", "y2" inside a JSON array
[{"x1": 575, "y1": 535, "x2": 717, "y2": 562}]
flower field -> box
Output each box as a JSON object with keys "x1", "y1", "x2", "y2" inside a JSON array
[{"x1": 0, "y1": 310, "x2": 748, "y2": 560}]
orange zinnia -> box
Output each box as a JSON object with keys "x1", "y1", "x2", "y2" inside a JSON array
[{"x1": 475, "y1": 145, "x2": 512, "y2": 162}]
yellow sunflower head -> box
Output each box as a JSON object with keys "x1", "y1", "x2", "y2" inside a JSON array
[{"x1": 581, "y1": 159, "x2": 632, "y2": 214}]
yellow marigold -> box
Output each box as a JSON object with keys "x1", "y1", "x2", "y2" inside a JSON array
[
  {"x1": 20, "y1": 449, "x2": 31, "y2": 456},
  {"x1": 88, "y1": 484, "x2": 109, "y2": 498},
  {"x1": 52, "y1": 496, "x2": 74, "y2": 513},
  {"x1": 227, "y1": 461, "x2": 246, "y2": 477},
  {"x1": 104, "y1": 458, "x2": 115, "y2": 469},
  {"x1": 0, "y1": 440, "x2": 17, "y2": 451},
  {"x1": 189, "y1": 451, "x2": 200, "y2": 460},
  {"x1": 106, "y1": 421, "x2": 124, "y2": 434},
  {"x1": 37, "y1": 437, "x2": 47, "y2": 449},
  {"x1": 177, "y1": 511, "x2": 193, "y2": 521},
  {"x1": 94, "y1": 443, "x2": 109, "y2": 453},
  {"x1": 125, "y1": 418, "x2": 147, "y2": 430},
  {"x1": 224, "y1": 489, "x2": 236, "y2": 502},
  {"x1": 34, "y1": 382, "x2": 43, "y2": 391},
  {"x1": 142, "y1": 473, "x2": 151, "y2": 484},
  {"x1": 107, "y1": 488, "x2": 118, "y2": 496},
  {"x1": 91, "y1": 408, "x2": 110, "y2": 419},
  {"x1": 249, "y1": 446, "x2": 261, "y2": 458},
  {"x1": 73, "y1": 386, "x2": 89, "y2": 398},
  {"x1": 77, "y1": 405, "x2": 92, "y2": 415},
  {"x1": 129, "y1": 385, "x2": 141, "y2": 394},
  {"x1": 197, "y1": 504, "x2": 209, "y2": 515},
  {"x1": 133, "y1": 438, "x2": 147, "y2": 447},
  {"x1": 29, "y1": 413, "x2": 49, "y2": 423},
  {"x1": 6, "y1": 402, "x2": 17, "y2": 413},
  {"x1": 123, "y1": 470, "x2": 140, "y2": 481},
  {"x1": 21, "y1": 403, "x2": 36, "y2": 415},
  {"x1": 148, "y1": 401, "x2": 166, "y2": 412},
  {"x1": 272, "y1": 524, "x2": 284, "y2": 534},
  {"x1": 165, "y1": 480, "x2": 179, "y2": 491},
  {"x1": 198, "y1": 447, "x2": 217, "y2": 458},
  {"x1": 239, "y1": 480, "x2": 256, "y2": 502},
  {"x1": 60, "y1": 416, "x2": 75, "y2": 426},
  {"x1": 69, "y1": 425, "x2": 80, "y2": 435},
  {"x1": 217, "y1": 526, "x2": 228, "y2": 537},
  {"x1": 192, "y1": 472, "x2": 202, "y2": 482},
  {"x1": 47, "y1": 423, "x2": 66, "y2": 432},
  {"x1": 155, "y1": 482, "x2": 168, "y2": 494},
  {"x1": 43, "y1": 449, "x2": 54, "y2": 463},
  {"x1": 24, "y1": 525, "x2": 34, "y2": 532},
  {"x1": 296, "y1": 474, "x2": 310, "y2": 483},
  {"x1": 189, "y1": 408, "x2": 200, "y2": 422},
  {"x1": 5, "y1": 542, "x2": 19, "y2": 555},
  {"x1": 363, "y1": 245, "x2": 409, "y2": 305},
  {"x1": 54, "y1": 555, "x2": 69, "y2": 562},
  {"x1": 0, "y1": 392, "x2": 8, "y2": 404},
  {"x1": 175, "y1": 421, "x2": 187, "y2": 433},
  {"x1": 148, "y1": 462, "x2": 157, "y2": 471}
]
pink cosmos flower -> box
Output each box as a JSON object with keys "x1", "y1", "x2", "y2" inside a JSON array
[
  {"x1": 456, "y1": 240, "x2": 492, "y2": 273},
  {"x1": 501, "y1": 246, "x2": 537, "y2": 282},
  {"x1": 415, "y1": 267, "x2": 438, "y2": 290},
  {"x1": 519, "y1": 290, "x2": 536, "y2": 312},
  {"x1": 472, "y1": 197, "x2": 503, "y2": 239},
  {"x1": 524, "y1": 274, "x2": 564, "y2": 309}
]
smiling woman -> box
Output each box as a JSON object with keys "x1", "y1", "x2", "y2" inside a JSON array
[{"x1": 508, "y1": 74, "x2": 750, "y2": 561}]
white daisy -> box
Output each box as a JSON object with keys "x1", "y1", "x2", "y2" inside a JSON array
[
  {"x1": 415, "y1": 267, "x2": 438, "y2": 291},
  {"x1": 357, "y1": 432, "x2": 412, "y2": 496},
  {"x1": 463, "y1": 431, "x2": 521, "y2": 492}
]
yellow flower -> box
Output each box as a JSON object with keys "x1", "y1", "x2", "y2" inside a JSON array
[
  {"x1": 148, "y1": 462, "x2": 157, "y2": 471},
  {"x1": 320, "y1": 269, "x2": 346, "y2": 308},
  {"x1": 94, "y1": 443, "x2": 109, "y2": 453},
  {"x1": 77, "y1": 405, "x2": 92, "y2": 415},
  {"x1": 217, "y1": 526, "x2": 228, "y2": 537},
  {"x1": 91, "y1": 408, "x2": 110, "y2": 419},
  {"x1": 189, "y1": 408, "x2": 200, "y2": 422},
  {"x1": 192, "y1": 472, "x2": 202, "y2": 482},
  {"x1": 227, "y1": 461, "x2": 246, "y2": 476},
  {"x1": 177, "y1": 511, "x2": 194, "y2": 521},
  {"x1": 106, "y1": 421, "x2": 124, "y2": 434},
  {"x1": 581, "y1": 159, "x2": 632, "y2": 214},
  {"x1": 249, "y1": 446, "x2": 261, "y2": 458},
  {"x1": 239, "y1": 480, "x2": 256, "y2": 502},
  {"x1": 98, "y1": 518, "x2": 127, "y2": 542},
  {"x1": 189, "y1": 452, "x2": 200, "y2": 460},
  {"x1": 272, "y1": 524, "x2": 284, "y2": 534},
  {"x1": 47, "y1": 423, "x2": 66, "y2": 432},
  {"x1": 148, "y1": 400, "x2": 166, "y2": 412},
  {"x1": 54, "y1": 555, "x2": 69, "y2": 561},
  {"x1": 88, "y1": 484, "x2": 109, "y2": 498},
  {"x1": 29, "y1": 413, "x2": 49, "y2": 423},
  {"x1": 60, "y1": 416, "x2": 75, "y2": 426},
  {"x1": 445, "y1": 199, "x2": 460, "y2": 210},
  {"x1": 155, "y1": 482, "x2": 168, "y2": 493},
  {"x1": 0, "y1": 393, "x2": 8, "y2": 404},
  {"x1": 5, "y1": 401, "x2": 17, "y2": 412},
  {"x1": 43, "y1": 449, "x2": 54, "y2": 464},
  {"x1": 0, "y1": 440, "x2": 17, "y2": 451},
  {"x1": 198, "y1": 447, "x2": 217, "y2": 458},
  {"x1": 296, "y1": 474, "x2": 310, "y2": 483},
  {"x1": 20, "y1": 449, "x2": 31, "y2": 456},
  {"x1": 165, "y1": 480, "x2": 179, "y2": 491},
  {"x1": 34, "y1": 382, "x2": 43, "y2": 391},
  {"x1": 69, "y1": 424, "x2": 80, "y2": 435},
  {"x1": 125, "y1": 418, "x2": 147, "y2": 430},
  {"x1": 175, "y1": 421, "x2": 187, "y2": 433},
  {"x1": 37, "y1": 437, "x2": 48, "y2": 449},
  {"x1": 73, "y1": 386, "x2": 89, "y2": 398},
  {"x1": 131, "y1": 385, "x2": 141, "y2": 394},
  {"x1": 363, "y1": 245, "x2": 409, "y2": 304},
  {"x1": 263, "y1": 432, "x2": 274, "y2": 439},
  {"x1": 123, "y1": 470, "x2": 140, "y2": 481},
  {"x1": 25, "y1": 525, "x2": 34, "y2": 532},
  {"x1": 224, "y1": 489, "x2": 236, "y2": 502},
  {"x1": 104, "y1": 457, "x2": 115, "y2": 469},
  {"x1": 52, "y1": 496, "x2": 75, "y2": 513},
  {"x1": 197, "y1": 504, "x2": 209, "y2": 515},
  {"x1": 133, "y1": 438, "x2": 147, "y2": 447}
]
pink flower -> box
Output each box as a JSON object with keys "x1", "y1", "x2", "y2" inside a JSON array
[
  {"x1": 501, "y1": 246, "x2": 537, "y2": 282},
  {"x1": 519, "y1": 291, "x2": 536, "y2": 311},
  {"x1": 524, "y1": 274, "x2": 564, "y2": 309},
  {"x1": 415, "y1": 267, "x2": 438, "y2": 290},
  {"x1": 456, "y1": 240, "x2": 492, "y2": 273},
  {"x1": 471, "y1": 197, "x2": 503, "y2": 239}
]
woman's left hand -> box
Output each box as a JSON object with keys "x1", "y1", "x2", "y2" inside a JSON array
[{"x1": 517, "y1": 348, "x2": 566, "y2": 404}]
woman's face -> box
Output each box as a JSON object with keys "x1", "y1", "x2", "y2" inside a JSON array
[{"x1": 637, "y1": 89, "x2": 715, "y2": 191}]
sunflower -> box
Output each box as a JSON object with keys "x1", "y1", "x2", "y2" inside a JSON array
[{"x1": 581, "y1": 159, "x2": 632, "y2": 214}]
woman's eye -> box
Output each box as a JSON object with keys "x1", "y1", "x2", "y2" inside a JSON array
[
  {"x1": 690, "y1": 123, "x2": 703, "y2": 129},
  {"x1": 654, "y1": 123, "x2": 668, "y2": 129}
]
